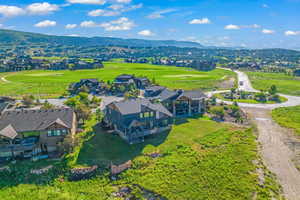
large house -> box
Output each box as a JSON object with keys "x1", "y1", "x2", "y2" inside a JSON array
[
  {"x1": 114, "y1": 74, "x2": 151, "y2": 89},
  {"x1": 104, "y1": 99, "x2": 173, "y2": 144},
  {"x1": 69, "y1": 79, "x2": 104, "y2": 95},
  {"x1": 0, "y1": 108, "x2": 77, "y2": 160},
  {"x1": 147, "y1": 88, "x2": 206, "y2": 117}
]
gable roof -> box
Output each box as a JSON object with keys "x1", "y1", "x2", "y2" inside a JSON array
[
  {"x1": 152, "y1": 89, "x2": 206, "y2": 101},
  {"x1": 109, "y1": 98, "x2": 172, "y2": 117},
  {"x1": 0, "y1": 108, "x2": 75, "y2": 133},
  {"x1": 180, "y1": 90, "x2": 206, "y2": 100}
]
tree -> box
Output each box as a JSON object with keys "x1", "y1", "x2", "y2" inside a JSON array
[
  {"x1": 255, "y1": 92, "x2": 267, "y2": 102},
  {"x1": 78, "y1": 92, "x2": 89, "y2": 105},
  {"x1": 41, "y1": 100, "x2": 55, "y2": 110},
  {"x1": 269, "y1": 85, "x2": 277, "y2": 95},
  {"x1": 75, "y1": 104, "x2": 91, "y2": 123},
  {"x1": 95, "y1": 108, "x2": 104, "y2": 122},
  {"x1": 210, "y1": 106, "x2": 225, "y2": 120},
  {"x1": 22, "y1": 95, "x2": 35, "y2": 107},
  {"x1": 64, "y1": 96, "x2": 80, "y2": 108}
]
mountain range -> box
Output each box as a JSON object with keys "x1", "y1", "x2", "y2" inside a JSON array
[{"x1": 0, "y1": 29, "x2": 203, "y2": 48}]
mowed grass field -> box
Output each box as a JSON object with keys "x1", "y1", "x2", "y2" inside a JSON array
[
  {"x1": 0, "y1": 62, "x2": 235, "y2": 98},
  {"x1": 272, "y1": 106, "x2": 300, "y2": 136},
  {"x1": 0, "y1": 117, "x2": 282, "y2": 200},
  {"x1": 246, "y1": 71, "x2": 300, "y2": 96}
]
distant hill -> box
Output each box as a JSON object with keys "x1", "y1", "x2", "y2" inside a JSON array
[{"x1": 0, "y1": 29, "x2": 204, "y2": 48}]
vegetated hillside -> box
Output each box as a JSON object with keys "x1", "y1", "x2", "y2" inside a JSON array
[{"x1": 0, "y1": 29, "x2": 203, "y2": 48}]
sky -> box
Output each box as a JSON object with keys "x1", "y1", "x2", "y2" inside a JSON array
[{"x1": 0, "y1": 0, "x2": 300, "y2": 49}]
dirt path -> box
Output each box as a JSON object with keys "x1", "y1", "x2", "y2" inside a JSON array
[
  {"x1": 212, "y1": 69, "x2": 300, "y2": 199},
  {"x1": 245, "y1": 108, "x2": 300, "y2": 200}
]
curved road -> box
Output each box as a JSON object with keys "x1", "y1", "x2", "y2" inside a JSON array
[{"x1": 212, "y1": 69, "x2": 300, "y2": 200}]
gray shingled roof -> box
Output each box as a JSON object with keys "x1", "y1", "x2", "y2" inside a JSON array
[
  {"x1": 0, "y1": 108, "x2": 75, "y2": 133},
  {"x1": 111, "y1": 98, "x2": 172, "y2": 117},
  {"x1": 180, "y1": 90, "x2": 206, "y2": 100}
]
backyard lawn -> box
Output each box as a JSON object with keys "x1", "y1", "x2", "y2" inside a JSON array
[
  {"x1": 246, "y1": 71, "x2": 300, "y2": 96},
  {"x1": 0, "y1": 117, "x2": 283, "y2": 200},
  {"x1": 0, "y1": 62, "x2": 236, "y2": 98},
  {"x1": 272, "y1": 105, "x2": 300, "y2": 136}
]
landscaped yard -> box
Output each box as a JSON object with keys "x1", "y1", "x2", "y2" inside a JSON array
[
  {"x1": 246, "y1": 71, "x2": 300, "y2": 96},
  {"x1": 0, "y1": 117, "x2": 283, "y2": 200},
  {"x1": 272, "y1": 106, "x2": 300, "y2": 136},
  {"x1": 214, "y1": 92, "x2": 288, "y2": 104},
  {"x1": 0, "y1": 62, "x2": 236, "y2": 98}
]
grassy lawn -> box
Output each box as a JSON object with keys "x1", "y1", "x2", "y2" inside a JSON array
[
  {"x1": 0, "y1": 62, "x2": 235, "y2": 98},
  {"x1": 214, "y1": 93, "x2": 288, "y2": 104},
  {"x1": 246, "y1": 71, "x2": 300, "y2": 96},
  {"x1": 0, "y1": 117, "x2": 283, "y2": 199},
  {"x1": 272, "y1": 106, "x2": 300, "y2": 136}
]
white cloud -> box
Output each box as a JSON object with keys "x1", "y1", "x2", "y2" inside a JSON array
[
  {"x1": 147, "y1": 9, "x2": 176, "y2": 19},
  {"x1": 189, "y1": 18, "x2": 211, "y2": 24},
  {"x1": 65, "y1": 24, "x2": 77, "y2": 29},
  {"x1": 0, "y1": 24, "x2": 3, "y2": 28},
  {"x1": 109, "y1": 4, "x2": 124, "y2": 10},
  {"x1": 34, "y1": 20, "x2": 56, "y2": 27},
  {"x1": 26, "y1": 2, "x2": 59, "y2": 15},
  {"x1": 0, "y1": 5, "x2": 25, "y2": 17},
  {"x1": 88, "y1": 9, "x2": 120, "y2": 17},
  {"x1": 115, "y1": 0, "x2": 131, "y2": 3},
  {"x1": 285, "y1": 30, "x2": 300, "y2": 36},
  {"x1": 138, "y1": 30, "x2": 154, "y2": 36},
  {"x1": 243, "y1": 24, "x2": 261, "y2": 29},
  {"x1": 67, "y1": 34, "x2": 80, "y2": 37},
  {"x1": 80, "y1": 20, "x2": 99, "y2": 28},
  {"x1": 67, "y1": 0, "x2": 106, "y2": 5},
  {"x1": 262, "y1": 4, "x2": 269, "y2": 8},
  {"x1": 262, "y1": 29, "x2": 275, "y2": 34},
  {"x1": 225, "y1": 24, "x2": 240, "y2": 30},
  {"x1": 100, "y1": 17, "x2": 135, "y2": 31}
]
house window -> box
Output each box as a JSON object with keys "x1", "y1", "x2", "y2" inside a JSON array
[
  {"x1": 47, "y1": 130, "x2": 65, "y2": 137},
  {"x1": 140, "y1": 113, "x2": 144, "y2": 118}
]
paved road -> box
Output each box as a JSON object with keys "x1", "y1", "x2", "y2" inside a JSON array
[{"x1": 207, "y1": 70, "x2": 300, "y2": 110}]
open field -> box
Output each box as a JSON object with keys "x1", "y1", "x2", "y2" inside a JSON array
[
  {"x1": 0, "y1": 117, "x2": 282, "y2": 199},
  {"x1": 0, "y1": 62, "x2": 235, "y2": 98},
  {"x1": 272, "y1": 106, "x2": 300, "y2": 136},
  {"x1": 246, "y1": 71, "x2": 300, "y2": 96}
]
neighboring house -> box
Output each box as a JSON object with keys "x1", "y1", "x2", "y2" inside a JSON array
[
  {"x1": 114, "y1": 74, "x2": 136, "y2": 86},
  {"x1": 114, "y1": 74, "x2": 151, "y2": 89},
  {"x1": 144, "y1": 86, "x2": 166, "y2": 97},
  {"x1": 134, "y1": 77, "x2": 151, "y2": 89},
  {"x1": 69, "y1": 79, "x2": 104, "y2": 95},
  {"x1": 104, "y1": 98, "x2": 173, "y2": 144},
  {"x1": 0, "y1": 108, "x2": 77, "y2": 160},
  {"x1": 149, "y1": 89, "x2": 206, "y2": 117}
]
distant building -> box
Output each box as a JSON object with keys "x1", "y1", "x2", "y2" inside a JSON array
[
  {"x1": 114, "y1": 74, "x2": 151, "y2": 89},
  {"x1": 104, "y1": 99, "x2": 173, "y2": 144},
  {"x1": 0, "y1": 108, "x2": 77, "y2": 160},
  {"x1": 294, "y1": 69, "x2": 300, "y2": 76}
]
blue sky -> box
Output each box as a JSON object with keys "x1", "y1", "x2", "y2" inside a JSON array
[{"x1": 0, "y1": 0, "x2": 300, "y2": 49}]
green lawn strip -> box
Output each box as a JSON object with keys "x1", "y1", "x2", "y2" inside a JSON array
[
  {"x1": 272, "y1": 106, "x2": 300, "y2": 136},
  {"x1": 246, "y1": 71, "x2": 300, "y2": 96},
  {"x1": 214, "y1": 93, "x2": 288, "y2": 104},
  {"x1": 0, "y1": 62, "x2": 236, "y2": 98}
]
